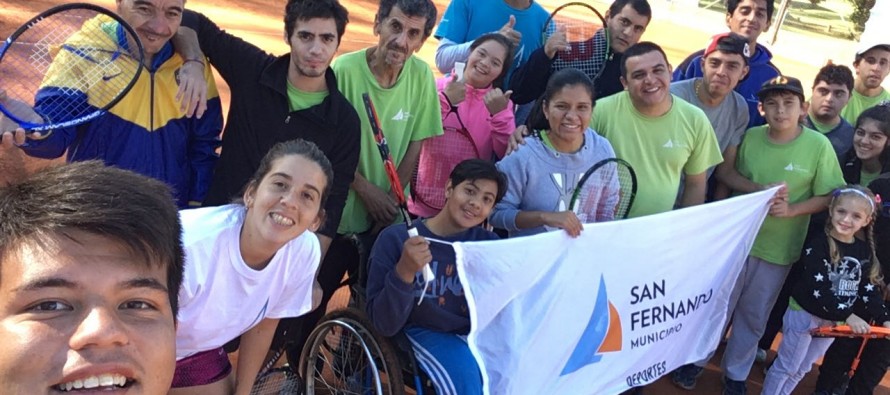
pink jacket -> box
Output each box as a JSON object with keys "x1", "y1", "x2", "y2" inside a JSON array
[
  {"x1": 434, "y1": 76, "x2": 515, "y2": 159},
  {"x1": 409, "y1": 77, "x2": 516, "y2": 218}
]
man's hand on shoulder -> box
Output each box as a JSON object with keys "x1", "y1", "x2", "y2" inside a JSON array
[{"x1": 176, "y1": 59, "x2": 208, "y2": 118}]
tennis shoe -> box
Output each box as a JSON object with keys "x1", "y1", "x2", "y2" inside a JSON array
[
  {"x1": 670, "y1": 364, "x2": 704, "y2": 390},
  {"x1": 722, "y1": 376, "x2": 747, "y2": 395}
]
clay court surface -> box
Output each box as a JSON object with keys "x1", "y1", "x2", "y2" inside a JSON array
[{"x1": 2, "y1": 0, "x2": 890, "y2": 393}]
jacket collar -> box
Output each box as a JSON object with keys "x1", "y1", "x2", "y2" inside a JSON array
[{"x1": 260, "y1": 55, "x2": 347, "y2": 122}]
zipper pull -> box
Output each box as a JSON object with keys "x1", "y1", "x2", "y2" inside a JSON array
[{"x1": 284, "y1": 115, "x2": 291, "y2": 124}]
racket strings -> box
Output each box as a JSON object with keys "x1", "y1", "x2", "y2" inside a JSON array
[
  {"x1": 544, "y1": 4, "x2": 608, "y2": 78},
  {"x1": 415, "y1": 127, "x2": 480, "y2": 210},
  {"x1": 1, "y1": 8, "x2": 141, "y2": 127},
  {"x1": 573, "y1": 161, "x2": 635, "y2": 222},
  {"x1": 250, "y1": 368, "x2": 301, "y2": 395}
]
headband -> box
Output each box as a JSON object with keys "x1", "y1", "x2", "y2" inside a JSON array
[{"x1": 834, "y1": 188, "x2": 876, "y2": 214}]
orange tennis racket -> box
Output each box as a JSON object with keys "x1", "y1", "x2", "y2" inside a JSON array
[{"x1": 812, "y1": 325, "x2": 890, "y2": 378}]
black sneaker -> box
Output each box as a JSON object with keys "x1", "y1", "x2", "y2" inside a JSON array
[
  {"x1": 671, "y1": 364, "x2": 705, "y2": 390},
  {"x1": 722, "y1": 376, "x2": 747, "y2": 395}
]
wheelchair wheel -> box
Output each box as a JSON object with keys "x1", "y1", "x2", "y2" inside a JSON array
[{"x1": 301, "y1": 307, "x2": 404, "y2": 395}]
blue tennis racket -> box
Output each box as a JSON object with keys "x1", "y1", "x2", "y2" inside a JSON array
[{"x1": 0, "y1": 3, "x2": 144, "y2": 138}]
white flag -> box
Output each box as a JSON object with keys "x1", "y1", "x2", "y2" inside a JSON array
[{"x1": 454, "y1": 188, "x2": 777, "y2": 395}]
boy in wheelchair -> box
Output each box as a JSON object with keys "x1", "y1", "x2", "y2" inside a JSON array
[{"x1": 366, "y1": 159, "x2": 507, "y2": 395}]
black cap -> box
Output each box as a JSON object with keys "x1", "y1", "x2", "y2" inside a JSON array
[{"x1": 757, "y1": 76, "x2": 805, "y2": 102}]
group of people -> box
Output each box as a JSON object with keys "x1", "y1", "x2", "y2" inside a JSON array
[{"x1": 1, "y1": 0, "x2": 890, "y2": 394}]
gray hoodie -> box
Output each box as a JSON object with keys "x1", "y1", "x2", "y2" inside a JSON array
[{"x1": 491, "y1": 128, "x2": 616, "y2": 237}]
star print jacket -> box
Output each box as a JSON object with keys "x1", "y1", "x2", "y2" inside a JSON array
[{"x1": 791, "y1": 233, "x2": 889, "y2": 323}]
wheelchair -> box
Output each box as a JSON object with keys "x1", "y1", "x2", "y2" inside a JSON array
[{"x1": 299, "y1": 234, "x2": 438, "y2": 395}]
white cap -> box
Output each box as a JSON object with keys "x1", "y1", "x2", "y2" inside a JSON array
[{"x1": 856, "y1": 39, "x2": 890, "y2": 57}]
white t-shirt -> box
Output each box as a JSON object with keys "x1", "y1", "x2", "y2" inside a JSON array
[{"x1": 175, "y1": 205, "x2": 321, "y2": 360}]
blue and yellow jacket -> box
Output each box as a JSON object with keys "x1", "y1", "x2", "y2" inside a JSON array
[{"x1": 25, "y1": 15, "x2": 222, "y2": 207}]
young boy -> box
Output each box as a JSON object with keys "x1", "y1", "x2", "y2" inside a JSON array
[
  {"x1": 712, "y1": 76, "x2": 845, "y2": 394},
  {"x1": 0, "y1": 161, "x2": 184, "y2": 394},
  {"x1": 366, "y1": 159, "x2": 507, "y2": 395}
]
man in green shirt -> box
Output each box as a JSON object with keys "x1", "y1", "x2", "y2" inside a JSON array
[
  {"x1": 591, "y1": 42, "x2": 723, "y2": 218},
  {"x1": 335, "y1": 0, "x2": 443, "y2": 237},
  {"x1": 841, "y1": 41, "x2": 890, "y2": 124}
]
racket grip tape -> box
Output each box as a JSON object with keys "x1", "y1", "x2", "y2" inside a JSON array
[{"x1": 406, "y1": 226, "x2": 436, "y2": 283}]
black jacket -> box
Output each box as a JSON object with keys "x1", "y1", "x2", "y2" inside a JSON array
[
  {"x1": 182, "y1": 10, "x2": 361, "y2": 238},
  {"x1": 791, "y1": 234, "x2": 888, "y2": 323},
  {"x1": 840, "y1": 148, "x2": 890, "y2": 186},
  {"x1": 508, "y1": 46, "x2": 624, "y2": 106}
]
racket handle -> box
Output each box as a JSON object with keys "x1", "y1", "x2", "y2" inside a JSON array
[{"x1": 407, "y1": 226, "x2": 436, "y2": 283}]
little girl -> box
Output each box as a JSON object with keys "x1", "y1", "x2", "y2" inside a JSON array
[
  {"x1": 410, "y1": 33, "x2": 516, "y2": 218},
  {"x1": 815, "y1": 103, "x2": 890, "y2": 395},
  {"x1": 169, "y1": 139, "x2": 332, "y2": 394},
  {"x1": 762, "y1": 186, "x2": 890, "y2": 395}
]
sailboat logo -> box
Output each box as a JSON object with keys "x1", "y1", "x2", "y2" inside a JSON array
[{"x1": 561, "y1": 275, "x2": 622, "y2": 375}]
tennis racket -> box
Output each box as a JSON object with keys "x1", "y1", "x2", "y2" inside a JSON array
[
  {"x1": 414, "y1": 117, "x2": 480, "y2": 212},
  {"x1": 361, "y1": 93, "x2": 435, "y2": 287},
  {"x1": 251, "y1": 367, "x2": 301, "y2": 395},
  {"x1": 250, "y1": 343, "x2": 300, "y2": 394},
  {"x1": 812, "y1": 325, "x2": 890, "y2": 378},
  {"x1": 0, "y1": 3, "x2": 144, "y2": 138},
  {"x1": 811, "y1": 325, "x2": 890, "y2": 339},
  {"x1": 569, "y1": 158, "x2": 637, "y2": 222},
  {"x1": 542, "y1": 2, "x2": 609, "y2": 79}
]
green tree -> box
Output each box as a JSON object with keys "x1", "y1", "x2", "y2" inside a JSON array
[{"x1": 848, "y1": 0, "x2": 875, "y2": 33}]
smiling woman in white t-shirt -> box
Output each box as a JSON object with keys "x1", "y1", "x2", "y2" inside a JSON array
[{"x1": 169, "y1": 139, "x2": 332, "y2": 395}]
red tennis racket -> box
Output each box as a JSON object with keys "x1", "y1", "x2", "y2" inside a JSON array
[{"x1": 361, "y1": 93, "x2": 434, "y2": 286}]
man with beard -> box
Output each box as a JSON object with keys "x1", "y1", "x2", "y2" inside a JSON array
[
  {"x1": 841, "y1": 41, "x2": 890, "y2": 124},
  {"x1": 591, "y1": 42, "x2": 722, "y2": 218},
  {"x1": 671, "y1": 32, "x2": 749, "y2": 201},
  {"x1": 175, "y1": 0, "x2": 360, "y2": 254},
  {"x1": 173, "y1": 0, "x2": 361, "y2": 367},
  {"x1": 286, "y1": 0, "x2": 443, "y2": 367}
]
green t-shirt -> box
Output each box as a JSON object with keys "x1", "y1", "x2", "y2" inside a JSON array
[
  {"x1": 333, "y1": 49, "x2": 443, "y2": 234},
  {"x1": 736, "y1": 125, "x2": 845, "y2": 265},
  {"x1": 861, "y1": 169, "x2": 881, "y2": 187},
  {"x1": 591, "y1": 92, "x2": 723, "y2": 217},
  {"x1": 841, "y1": 89, "x2": 890, "y2": 125},
  {"x1": 286, "y1": 82, "x2": 329, "y2": 111},
  {"x1": 808, "y1": 116, "x2": 838, "y2": 135}
]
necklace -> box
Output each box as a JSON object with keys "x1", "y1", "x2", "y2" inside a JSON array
[{"x1": 694, "y1": 79, "x2": 705, "y2": 102}]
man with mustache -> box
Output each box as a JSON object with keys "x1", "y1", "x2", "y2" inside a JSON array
[
  {"x1": 332, "y1": 0, "x2": 442, "y2": 240},
  {"x1": 841, "y1": 41, "x2": 890, "y2": 124},
  {"x1": 671, "y1": 32, "x2": 749, "y2": 202},
  {"x1": 673, "y1": 0, "x2": 779, "y2": 129}
]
